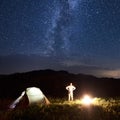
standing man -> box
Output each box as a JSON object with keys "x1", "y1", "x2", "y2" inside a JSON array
[{"x1": 66, "y1": 83, "x2": 76, "y2": 101}]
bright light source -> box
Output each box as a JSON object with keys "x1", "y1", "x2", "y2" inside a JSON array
[{"x1": 81, "y1": 95, "x2": 93, "y2": 105}]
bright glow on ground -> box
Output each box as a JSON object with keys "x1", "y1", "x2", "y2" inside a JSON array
[{"x1": 81, "y1": 95, "x2": 93, "y2": 105}]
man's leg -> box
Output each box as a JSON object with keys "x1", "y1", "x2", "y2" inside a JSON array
[
  {"x1": 71, "y1": 92, "x2": 73, "y2": 101},
  {"x1": 68, "y1": 94, "x2": 70, "y2": 101}
]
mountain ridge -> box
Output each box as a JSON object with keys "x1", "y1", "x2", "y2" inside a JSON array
[{"x1": 0, "y1": 69, "x2": 119, "y2": 98}]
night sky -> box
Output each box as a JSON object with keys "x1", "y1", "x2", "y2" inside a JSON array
[{"x1": 1, "y1": 0, "x2": 120, "y2": 78}]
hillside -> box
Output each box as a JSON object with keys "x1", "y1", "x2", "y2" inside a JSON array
[{"x1": 0, "y1": 69, "x2": 120, "y2": 98}]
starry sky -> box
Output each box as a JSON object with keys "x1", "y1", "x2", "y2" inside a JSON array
[{"x1": 1, "y1": 0, "x2": 120, "y2": 78}]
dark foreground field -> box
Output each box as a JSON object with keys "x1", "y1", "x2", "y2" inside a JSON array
[{"x1": 0, "y1": 98, "x2": 120, "y2": 120}]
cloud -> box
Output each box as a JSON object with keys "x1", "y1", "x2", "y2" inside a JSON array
[
  {"x1": 98, "y1": 69, "x2": 120, "y2": 78},
  {"x1": 1, "y1": 55, "x2": 120, "y2": 78},
  {"x1": 62, "y1": 60, "x2": 120, "y2": 78},
  {"x1": 62, "y1": 60, "x2": 83, "y2": 66},
  {"x1": 62, "y1": 60, "x2": 102, "y2": 68}
]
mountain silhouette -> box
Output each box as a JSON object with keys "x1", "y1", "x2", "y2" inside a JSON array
[{"x1": 0, "y1": 69, "x2": 120, "y2": 98}]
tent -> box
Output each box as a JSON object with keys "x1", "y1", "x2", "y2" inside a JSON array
[{"x1": 10, "y1": 87, "x2": 50, "y2": 109}]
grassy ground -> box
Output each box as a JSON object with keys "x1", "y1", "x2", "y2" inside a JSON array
[{"x1": 0, "y1": 97, "x2": 120, "y2": 120}]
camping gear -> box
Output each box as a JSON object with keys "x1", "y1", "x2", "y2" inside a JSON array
[{"x1": 10, "y1": 87, "x2": 50, "y2": 109}]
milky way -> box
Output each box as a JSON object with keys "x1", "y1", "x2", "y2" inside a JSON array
[{"x1": 43, "y1": 0, "x2": 80, "y2": 56}]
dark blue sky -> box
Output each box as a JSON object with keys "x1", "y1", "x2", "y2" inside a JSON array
[{"x1": 0, "y1": 0, "x2": 120, "y2": 78}]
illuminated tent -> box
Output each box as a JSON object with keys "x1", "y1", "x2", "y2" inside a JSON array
[{"x1": 10, "y1": 87, "x2": 50, "y2": 109}]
